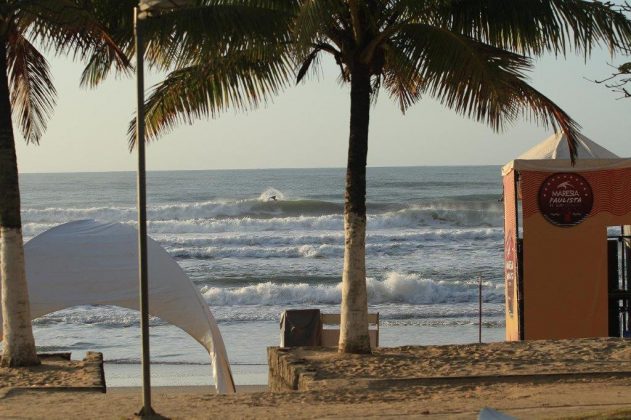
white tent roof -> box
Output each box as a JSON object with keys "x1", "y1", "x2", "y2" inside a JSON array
[
  {"x1": 0, "y1": 220, "x2": 235, "y2": 393},
  {"x1": 502, "y1": 132, "x2": 630, "y2": 175},
  {"x1": 517, "y1": 131, "x2": 619, "y2": 160}
]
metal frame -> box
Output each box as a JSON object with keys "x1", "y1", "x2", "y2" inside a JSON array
[{"x1": 608, "y1": 230, "x2": 631, "y2": 336}]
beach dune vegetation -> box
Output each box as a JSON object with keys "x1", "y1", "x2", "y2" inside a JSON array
[
  {"x1": 0, "y1": 1, "x2": 129, "y2": 367},
  {"x1": 135, "y1": 1, "x2": 631, "y2": 354}
]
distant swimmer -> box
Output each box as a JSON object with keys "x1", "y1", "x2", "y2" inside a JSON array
[{"x1": 269, "y1": 195, "x2": 277, "y2": 201}]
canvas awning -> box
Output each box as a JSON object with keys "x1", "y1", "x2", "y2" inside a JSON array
[
  {"x1": 502, "y1": 132, "x2": 631, "y2": 175},
  {"x1": 0, "y1": 220, "x2": 235, "y2": 394}
]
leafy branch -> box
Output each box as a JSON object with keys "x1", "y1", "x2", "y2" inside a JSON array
[{"x1": 594, "y1": 1, "x2": 631, "y2": 98}]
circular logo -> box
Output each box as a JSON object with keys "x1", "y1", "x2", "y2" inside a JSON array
[{"x1": 538, "y1": 173, "x2": 593, "y2": 227}]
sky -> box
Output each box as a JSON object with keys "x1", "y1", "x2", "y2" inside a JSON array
[{"x1": 14, "y1": 41, "x2": 631, "y2": 173}]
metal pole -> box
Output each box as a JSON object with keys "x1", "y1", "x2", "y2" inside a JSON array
[
  {"x1": 134, "y1": 7, "x2": 155, "y2": 417},
  {"x1": 624, "y1": 226, "x2": 631, "y2": 335},
  {"x1": 622, "y1": 229, "x2": 628, "y2": 334},
  {"x1": 478, "y1": 277, "x2": 482, "y2": 343}
]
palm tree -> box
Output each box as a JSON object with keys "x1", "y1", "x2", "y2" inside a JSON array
[
  {"x1": 0, "y1": 0, "x2": 128, "y2": 367},
  {"x1": 134, "y1": 1, "x2": 631, "y2": 354},
  {"x1": 294, "y1": 1, "x2": 631, "y2": 354},
  {"x1": 0, "y1": 0, "x2": 289, "y2": 367}
]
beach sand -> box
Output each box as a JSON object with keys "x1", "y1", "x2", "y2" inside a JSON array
[
  {"x1": 282, "y1": 337, "x2": 631, "y2": 382},
  {"x1": 0, "y1": 353, "x2": 104, "y2": 398},
  {"x1": 3, "y1": 339, "x2": 631, "y2": 419},
  {"x1": 2, "y1": 379, "x2": 631, "y2": 419}
]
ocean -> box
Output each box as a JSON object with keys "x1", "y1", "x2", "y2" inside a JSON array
[{"x1": 17, "y1": 166, "x2": 506, "y2": 387}]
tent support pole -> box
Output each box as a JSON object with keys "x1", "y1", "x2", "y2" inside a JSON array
[{"x1": 514, "y1": 171, "x2": 524, "y2": 341}]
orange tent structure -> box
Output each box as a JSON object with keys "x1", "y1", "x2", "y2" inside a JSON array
[{"x1": 502, "y1": 132, "x2": 631, "y2": 340}]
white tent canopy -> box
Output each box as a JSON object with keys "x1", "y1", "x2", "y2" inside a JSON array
[
  {"x1": 0, "y1": 220, "x2": 235, "y2": 394},
  {"x1": 517, "y1": 131, "x2": 619, "y2": 160},
  {"x1": 502, "y1": 131, "x2": 630, "y2": 175}
]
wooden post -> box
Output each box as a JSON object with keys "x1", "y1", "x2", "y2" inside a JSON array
[{"x1": 478, "y1": 277, "x2": 482, "y2": 343}]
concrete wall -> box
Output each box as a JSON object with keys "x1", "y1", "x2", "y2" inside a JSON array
[{"x1": 267, "y1": 347, "x2": 317, "y2": 392}]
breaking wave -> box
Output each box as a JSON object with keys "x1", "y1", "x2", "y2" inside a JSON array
[
  {"x1": 200, "y1": 272, "x2": 504, "y2": 306},
  {"x1": 21, "y1": 197, "x2": 344, "y2": 222},
  {"x1": 33, "y1": 305, "x2": 168, "y2": 328},
  {"x1": 21, "y1": 187, "x2": 502, "y2": 235}
]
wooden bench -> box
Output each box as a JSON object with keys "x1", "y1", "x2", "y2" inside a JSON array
[{"x1": 320, "y1": 313, "x2": 379, "y2": 348}]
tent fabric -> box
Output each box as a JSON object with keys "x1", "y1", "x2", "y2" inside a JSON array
[
  {"x1": 0, "y1": 220, "x2": 235, "y2": 394},
  {"x1": 501, "y1": 132, "x2": 627, "y2": 341},
  {"x1": 501, "y1": 132, "x2": 629, "y2": 175},
  {"x1": 517, "y1": 131, "x2": 619, "y2": 160}
]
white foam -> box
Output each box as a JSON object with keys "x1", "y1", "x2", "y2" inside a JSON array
[
  {"x1": 20, "y1": 199, "x2": 502, "y2": 233},
  {"x1": 367, "y1": 273, "x2": 500, "y2": 304},
  {"x1": 32, "y1": 301, "x2": 507, "y2": 325},
  {"x1": 371, "y1": 205, "x2": 502, "y2": 229},
  {"x1": 157, "y1": 228, "x2": 501, "y2": 248},
  {"x1": 168, "y1": 244, "x2": 342, "y2": 259},
  {"x1": 202, "y1": 281, "x2": 343, "y2": 305},
  {"x1": 147, "y1": 216, "x2": 343, "y2": 233},
  {"x1": 33, "y1": 305, "x2": 167, "y2": 328},
  {"x1": 200, "y1": 272, "x2": 504, "y2": 306},
  {"x1": 258, "y1": 188, "x2": 285, "y2": 201}
]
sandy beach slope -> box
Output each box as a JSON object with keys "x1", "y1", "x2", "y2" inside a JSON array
[
  {"x1": 3, "y1": 338, "x2": 631, "y2": 418},
  {"x1": 2, "y1": 379, "x2": 631, "y2": 419}
]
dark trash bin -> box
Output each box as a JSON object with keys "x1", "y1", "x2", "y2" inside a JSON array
[{"x1": 280, "y1": 309, "x2": 322, "y2": 347}]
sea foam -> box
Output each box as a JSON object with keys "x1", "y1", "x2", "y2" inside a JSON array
[
  {"x1": 21, "y1": 195, "x2": 502, "y2": 231},
  {"x1": 200, "y1": 272, "x2": 504, "y2": 306}
]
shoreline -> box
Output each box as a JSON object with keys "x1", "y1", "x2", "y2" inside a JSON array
[{"x1": 103, "y1": 361, "x2": 269, "y2": 388}]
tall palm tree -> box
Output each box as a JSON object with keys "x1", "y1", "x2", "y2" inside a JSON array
[
  {"x1": 0, "y1": 0, "x2": 128, "y2": 367},
  {"x1": 134, "y1": 1, "x2": 631, "y2": 354},
  {"x1": 293, "y1": 0, "x2": 631, "y2": 354},
  {"x1": 0, "y1": 0, "x2": 289, "y2": 367}
]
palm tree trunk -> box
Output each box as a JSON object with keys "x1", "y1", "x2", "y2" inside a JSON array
[
  {"x1": 339, "y1": 66, "x2": 371, "y2": 354},
  {"x1": 0, "y1": 37, "x2": 39, "y2": 367}
]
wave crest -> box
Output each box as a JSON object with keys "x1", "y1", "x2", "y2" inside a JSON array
[{"x1": 201, "y1": 272, "x2": 503, "y2": 306}]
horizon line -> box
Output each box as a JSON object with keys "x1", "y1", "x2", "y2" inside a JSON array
[{"x1": 20, "y1": 163, "x2": 502, "y2": 175}]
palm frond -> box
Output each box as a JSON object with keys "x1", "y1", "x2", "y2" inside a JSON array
[
  {"x1": 19, "y1": 0, "x2": 132, "y2": 87},
  {"x1": 394, "y1": 23, "x2": 529, "y2": 129},
  {"x1": 75, "y1": 0, "x2": 136, "y2": 87},
  {"x1": 395, "y1": 0, "x2": 631, "y2": 57},
  {"x1": 513, "y1": 82, "x2": 581, "y2": 161},
  {"x1": 392, "y1": 22, "x2": 580, "y2": 161},
  {"x1": 142, "y1": 0, "x2": 296, "y2": 71},
  {"x1": 129, "y1": 48, "x2": 292, "y2": 146},
  {"x1": 381, "y1": 42, "x2": 423, "y2": 112},
  {"x1": 6, "y1": 25, "x2": 56, "y2": 145},
  {"x1": 293, "y1": 0, "x2": 349, "y2": 58},
  {"x1": 296, "y1": 48, "x2": 321, "y2": 83},
  {"x1": 80, "y1": 42, "x2": 133, "y2": 88}
]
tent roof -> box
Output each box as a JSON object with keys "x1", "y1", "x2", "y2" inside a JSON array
[
  {"x1": 517, "y1": 131, "x2": 619, "y2": 160},
  {"x1": 0, "y1": 220, "x2": 235, "y2": 393},
  {"x1": 502, "y1": 132, "x2": 630, "y2": 175}
]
